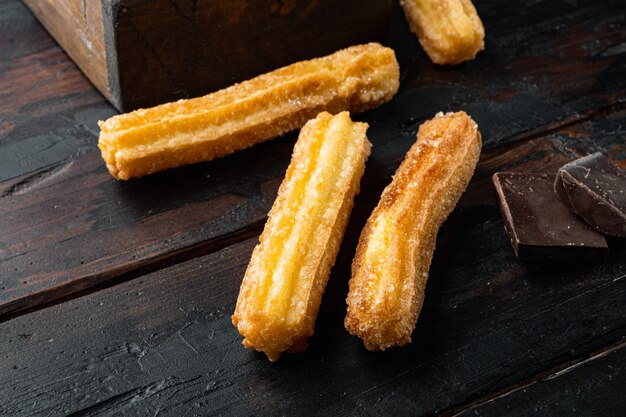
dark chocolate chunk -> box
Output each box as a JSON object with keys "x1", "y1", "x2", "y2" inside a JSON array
[
  {"x1": 493, "y1": 172, "x2": 608, "y2": 260},
  {"x1": 554, "y1": 153, "x2": 626, "y2": 238}
]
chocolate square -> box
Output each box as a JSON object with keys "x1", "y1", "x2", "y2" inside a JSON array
[
  {"x1": 493, "y1": 172, "x2": 608, "y2": 260},
  {"x1": 555, "y1": 153, "x2": 626, "y2": 238}
]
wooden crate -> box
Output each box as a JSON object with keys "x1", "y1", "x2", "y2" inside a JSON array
[{"x1": 23, "y1": 0, "x2": 392, "y2": 112}]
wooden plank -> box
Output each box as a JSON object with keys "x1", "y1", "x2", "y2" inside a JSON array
[
  {"x1": 0, "y1": 140, "x2": 284, "y2": 318},
  {"x1": 450, "y1": 340, "x2": 626, "y2": 416},
  {"x1": 1, "y1": 104, "x2": 624, "y2": 321},
  {"x1": 392, "y1": 0, "x2": 626, "y2": 148},
  {"x1": 1, "y1": 0, "x2": 625, "y2": 318},
  {"x1": 0, "y1": 130, "x2": 624, "y2": 415}
]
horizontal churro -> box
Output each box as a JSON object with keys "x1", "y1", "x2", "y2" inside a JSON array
[
  {"x1": 98, "y1": 43, "x2": 398, "y2": 180},
  {"x1": 345, "y1": 111, "x2": 481, "y2": 351},
  {"x1": 233, "y1": 111, "x2": 371, "y2": 361},
  {"x1": 400, "y1": 0, "x2": 485, "y2": 65}
]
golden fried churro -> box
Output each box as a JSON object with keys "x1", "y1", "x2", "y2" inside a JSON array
[
  {"x1": 98, "y1": 43, "x2": 398, "y2": 180},
  {"x1": 345, "y1": 111, "x2": 481, "y2": 351},
  {"x1": 400, "y1": 0, "x2": 485, "y2": 65},
  {"x1": 232, "y1": 111, "x2": 371, "y2": 361}
]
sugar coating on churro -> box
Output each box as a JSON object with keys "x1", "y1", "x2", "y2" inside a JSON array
[
  {"x1": 400, "y1": 0, "x2": 485, "y2": 65},
  {"x1": 233, "y1": 111, "x2": 371, "y2": 361},
  {"x1": 345, "y1": 111, "x2": 481, "y2": 351},
  {"x1": 98, "y1": 43, "x2": 398, "y2": 180}
]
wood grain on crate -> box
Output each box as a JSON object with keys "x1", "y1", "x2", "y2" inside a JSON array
[
  {"x1": 22, "y1": 0, "x2": 392, "y2": 111},
  {"x1": 20, "y1": 0, "x2": 108, "y2": 103}
]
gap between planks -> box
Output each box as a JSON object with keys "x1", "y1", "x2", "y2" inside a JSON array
[
  {"x1": 0, "y1": 218, "x2": 265, "y2": 323},
  {"x1": 483, "y1": 100, "x2": 626, "y2": 152},
  {"x1": 437, "y1": 335, "x2": 626, "y2": 417},
  {"x1": 1, "y1": 100, "x2": 624, "y2": 323}
]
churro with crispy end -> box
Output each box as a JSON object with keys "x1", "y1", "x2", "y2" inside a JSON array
[
  {"x1": 98, "y1": 43, "x2": 397, "y2": 180},
  {"x1": 400, "y1": 0, "x2": 484, "y2": 65},
  {"x1": 345, "y1": 111, "x2": 481, "y2": 351},
  {"x1": 233, "y1": 111, "x2": 371, "y2": 361}
]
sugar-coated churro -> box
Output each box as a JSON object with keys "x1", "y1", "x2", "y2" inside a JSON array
[
  {"x1": 400, "y1": 0, "x2": 485, "y2": 65},
  {"x1": 345, "y1": 111, "x2": 481, "y2": 351},
  {"x1": 233, "y1": 111, "x2": 371, "y2": 361},
  {"x1": 98, "y1": 43, "x2": 398, "y2": 180}
]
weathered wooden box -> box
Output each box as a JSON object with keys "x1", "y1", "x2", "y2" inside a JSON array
[{"x1": 24, "y1": 0, "x2": 392, "y2": 112}]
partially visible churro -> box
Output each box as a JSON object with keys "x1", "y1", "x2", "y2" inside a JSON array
[
  {"x1": 345, "y1": 111, "x2": 481, "y2": 351},
  {"x1": 400, "y1": 0, "x2": 485, "y2": 65},
  {"x1": 98, "y1": 43, "x2": 398, "y2": 180},
  {"x1": 233, "y1": 111, "x2": 371, "y2": 361}
]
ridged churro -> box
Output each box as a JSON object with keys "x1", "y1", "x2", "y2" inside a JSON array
[
  {"x1": 98, "y1": 43, "x2": 398, "y2": 180},
  {"x1": 233, "y1": 111, "x2": 371, "y2": 361},
  {"x1": 400, "y1": 0, "x2": 485, "y2": 65},
  {"x1": 345, "y1": 111, "x2": 481, "y2": 351}
]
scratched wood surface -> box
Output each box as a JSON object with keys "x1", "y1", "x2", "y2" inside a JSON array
[
  {"x1": 1, "y1": 113, "x2": 625, "y2": 414},
  {"x1": 1, "y1": 0, "x2": 625, "y2": 415},
  {"x1": 455, "y1": 340, "x2": 626, "y2": 416}
]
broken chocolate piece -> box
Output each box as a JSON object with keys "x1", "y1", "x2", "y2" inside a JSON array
[
  {"x1": 493, "y1": 172, "x2": 608, "y2": 260},
  {"x1": 554, "y1": 153, "x2": 626, "y2": 238}
]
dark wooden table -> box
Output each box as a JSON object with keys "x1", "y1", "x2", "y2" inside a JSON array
[{"x1": 1, "y1": 0, "x2": 625, "y2": 415}]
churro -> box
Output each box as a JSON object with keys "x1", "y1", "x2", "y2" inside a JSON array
[
  {"x1": 98, "y1": 43, "x2": 398, "y2": 180},
  {"x1": 400, "y1": 0, "x2": 485, "y2": 65},
  {"x1": 233, "y1": 111, "x2": 371, "y2": 361},
  {"x1": 345, "y1": 111, "x2": 481, "y2": 351}
]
